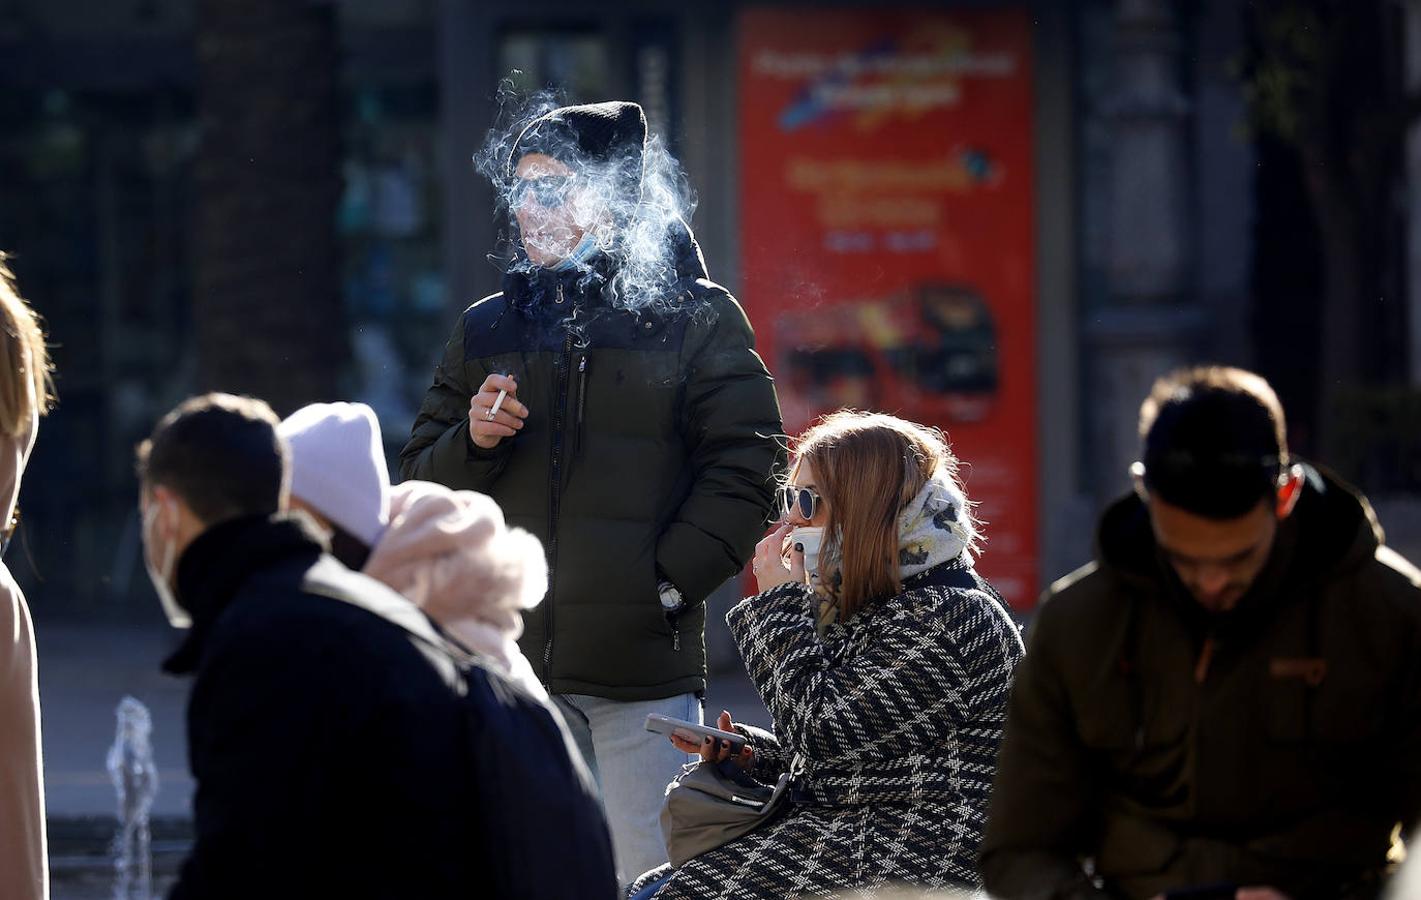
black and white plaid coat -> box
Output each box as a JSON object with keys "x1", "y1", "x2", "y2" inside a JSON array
[{"x1": 638, "y1": 558, "x2": 1024, "y2": 899}]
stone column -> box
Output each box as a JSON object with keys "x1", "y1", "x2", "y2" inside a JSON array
[
  {"x1": 1085, "y1": 0, "x2": 1201, "y2": 502},
  {"x1": 1406, "y1": 0, "x2": 1421, "y2": 386},
  {"x1": 438, "y1": 0, "x2": 499, "y2": 316}
]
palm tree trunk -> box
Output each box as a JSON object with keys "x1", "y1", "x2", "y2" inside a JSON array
[{"x1": 193, "y1": 0, "x2": 346, "y2": 415}]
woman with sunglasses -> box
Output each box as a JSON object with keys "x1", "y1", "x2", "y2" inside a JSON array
[
  {"x1": 0, "y1": 256, "x2": 53, "y2": 900},
  {"x1": 634, "y1": 410, "x2": 1024, "y2": 899}
]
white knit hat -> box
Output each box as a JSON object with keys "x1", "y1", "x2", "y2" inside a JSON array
[{"x1": 278, "y1": 402, "x2": 390, "y2": 548}]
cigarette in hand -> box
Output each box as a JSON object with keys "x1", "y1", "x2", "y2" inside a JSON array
[{"x1": 489, "y1": 389, "x2": 508, "y2": 419}]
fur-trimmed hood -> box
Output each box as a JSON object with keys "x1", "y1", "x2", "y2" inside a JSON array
[{"x1": 363, "y1": 480, "x2": 548, "y2": 700}]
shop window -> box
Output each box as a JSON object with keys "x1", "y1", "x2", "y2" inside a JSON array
[{"x1": 499, "y1": 29, "x2": 611, "y2": 103}]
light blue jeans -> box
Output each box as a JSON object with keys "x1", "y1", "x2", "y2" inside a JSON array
[{"x1": 554, "y1": 691, "x2": 700, "y2": 888}]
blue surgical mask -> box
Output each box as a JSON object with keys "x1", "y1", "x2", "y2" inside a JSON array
[{"x1": 552, "y1": 232, "x2": 601, "y2": 272}]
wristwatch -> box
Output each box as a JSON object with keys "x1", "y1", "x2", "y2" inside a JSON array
[
  {"x1": 657, "y1": 579, "x2": 685, "y2": 616},
  {"x1": 658, "y1": 578, "x2": 685, "y2": 651}
]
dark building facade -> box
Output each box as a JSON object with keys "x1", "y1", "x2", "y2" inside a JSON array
[{"x1": 1, "y1": 0, "x2": 1415, "y2": 617}]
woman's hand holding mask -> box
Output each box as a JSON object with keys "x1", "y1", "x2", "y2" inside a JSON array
[{"x1": 751, "y1": 522, "x2": 806, "y2": 594}]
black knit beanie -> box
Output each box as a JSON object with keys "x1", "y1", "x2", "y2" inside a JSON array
[{"x1": 507, "y1": 101, "x2": 648, "y2": 182}]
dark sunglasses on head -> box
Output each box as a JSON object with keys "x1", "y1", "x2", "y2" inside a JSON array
[
  {"x1": 511, "y1": 174, "x2": 576, "y2": 208},
  {"x1": 778, "y1": 485, "x2": 820, "y2": 521},
  {"x1": 1, "y1": 506, "x2": 18, "y2": 559}
]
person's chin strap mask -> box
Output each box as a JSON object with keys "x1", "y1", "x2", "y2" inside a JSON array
[
  {"x1": 143, "y1": 500, "x2": 190, "y2": 629},
  {"x1": 552, "y1": 231, "x2": 602, "y2": 272}
]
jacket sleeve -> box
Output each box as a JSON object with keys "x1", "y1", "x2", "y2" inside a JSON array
[
  {"x1": 1377, "y1": 547, "x2": 1421, "y2": 838},
  {"x1": 655, "y1": 292, "x2": 784, "y2": 605},
  {"x1": 978, "y1": 596, "x2": 1110, "y2": 900},
  {"x1": 1396, "y1": 647, "x2": 1421, "y2": 847},
  {"x1": 399, "y1": 311, "x2": 511, "y2": 490},
  {"x1": 732, "y1": 721, "x2": 789, "y2": 782},
  {"x1": 724, "y1": 580, "x2": 1007, "y2": 767}
]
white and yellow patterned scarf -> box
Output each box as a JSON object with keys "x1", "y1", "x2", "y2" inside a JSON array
[
  {"x1": 895, "y1": 471, "x2": 977, "y2": 581},
  {"x1": 815, "y1": 472, "x2": 977, "y2": 630}
]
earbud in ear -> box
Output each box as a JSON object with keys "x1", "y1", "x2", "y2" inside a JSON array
[
  {"x1": 1129, "y1": 461, "x2": 1149, "y2": 501},
  {"x1": 1275, "y1": 465, "x2": 1304, "y2": 518}
]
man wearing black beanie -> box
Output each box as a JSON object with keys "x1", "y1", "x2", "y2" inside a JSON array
[
  {"x1": 402, "y1": 101, "x2": 784, "y2": 887},
  {"x1": 509, "y1": 101, "x2": 647, "y2": 182},
  {"x1": 982, "y1": 366, "x2": 1421, "y2": 899}
]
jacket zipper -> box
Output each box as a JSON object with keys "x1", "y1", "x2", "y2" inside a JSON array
[
  {"x1": 543, "y1": 328, "x2": 574, "y2": 683},
  {"x1": 572, "y1": 356, "x2": 588, "y2": 462}
]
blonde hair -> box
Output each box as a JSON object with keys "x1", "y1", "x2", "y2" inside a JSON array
[
  {"x1": 0, "y1": 256, "x2": 54, "y2": 436},
  {"x1": 792, "y1": 410, "x2": 975, "y2": 621}
]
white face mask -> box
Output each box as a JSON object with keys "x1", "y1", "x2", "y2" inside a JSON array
[{"x1": 142, "y1": 501, "x2": 189, "y2": 629}]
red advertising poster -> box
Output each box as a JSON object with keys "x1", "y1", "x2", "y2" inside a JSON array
[{"x1": 738, "y1": 8, "x2": 1038, "y2": 608}]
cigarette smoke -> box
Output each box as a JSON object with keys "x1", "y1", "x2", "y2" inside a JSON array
[{"x1": 474, "y1": 83, "x2": 704, "y2": 323}]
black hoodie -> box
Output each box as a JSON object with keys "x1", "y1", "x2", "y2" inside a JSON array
[{"x1": 981, "y1": 467, "x2": 1421, "y2": 900}]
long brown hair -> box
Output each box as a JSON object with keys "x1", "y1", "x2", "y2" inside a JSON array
[
  {"x1": 792, "y1": 410, "x2": 973, "y2": 620},
  {"x1": 0, "y1": 256, "x2": 54, "y2": 437}
]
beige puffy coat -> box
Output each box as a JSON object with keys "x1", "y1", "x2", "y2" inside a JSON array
[{"x1": 0, "y1": 413, "x2": 46, "y2": 900}]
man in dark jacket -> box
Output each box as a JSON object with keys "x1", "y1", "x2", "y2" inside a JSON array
[
  {"x1": 138, "y1": 393, "x2": 616, "y2": 899},
  {"x1": 981, "y1": 366, "x2": 1421, "y2": 900},
  {"x1": 401, "y1": 100, "x2": 783, "y2": 884}
]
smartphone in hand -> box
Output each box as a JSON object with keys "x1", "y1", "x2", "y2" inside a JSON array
[{"x1": 644, "y1": 713, "x2": 747, "y2": 754}]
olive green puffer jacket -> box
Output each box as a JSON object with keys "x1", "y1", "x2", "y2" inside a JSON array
[
  {"x1": 400, "y1": 235, "x2": 784, "y2": 700},
  {"x1": 981, "y1": 466, "x2": 1421, "y2": 900}
]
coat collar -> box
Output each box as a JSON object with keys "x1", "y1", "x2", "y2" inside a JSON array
[
  {"x1": 162, "y1": 513, "x2": 326, "y2": 675},
  {"x1": 502, "y1": 253, "x2": 614, "y2": 316}
]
